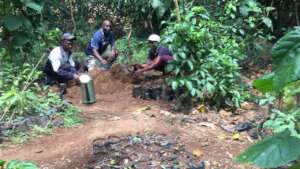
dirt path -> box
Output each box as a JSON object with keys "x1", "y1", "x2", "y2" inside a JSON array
[{"x1": 0, "y1": 70, "x2": 258, "y2": 169}]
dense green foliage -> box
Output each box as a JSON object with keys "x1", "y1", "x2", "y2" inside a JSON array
[
  {"x1": 0, "y1": 0, "x2": 44, "y2": 63},
  {"x1": 115, "y1": 37, "x2": 148, "y2": 64},
  {"x1": 162, "y1": 0, "x2": 273, "y2": 107},
  {"x1": 254, "y1": 27, "x2": 300, "y2": 92},
  {"x1": 0, "y1": 62, "x2": 79, "y2": 122},
  {"x1": 236, "y1": 27, "x2": 300, "y2": 168},
  {"x1": 1, "y1": 0, "x2": 300, "y2": 167},
  {"x1": 0, "y1": 1, "x2": 76, "y2": 124},
  {"x1": 162, "y1": 6, "x2": 244, "y2": 107}
]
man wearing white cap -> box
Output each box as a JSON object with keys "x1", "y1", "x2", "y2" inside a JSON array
[
  {"x1": 134, "y1": 34, "x2": 173, "y2": 75},
  {"x1": 44, "y1": 32, "x2": 80, "y2": 85}
]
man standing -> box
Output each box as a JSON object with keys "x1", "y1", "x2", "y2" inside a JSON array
[
  {"x1": 85, "y1": 20, "x2": 118, "y2": 71},
  {"x1": 44, "y1": 32, "x2": 79, "y2": 85},
  {"x1": 134, "y1": 34, "x2": 173, "y2": 75}
]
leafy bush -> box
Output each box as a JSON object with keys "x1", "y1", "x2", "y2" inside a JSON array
[
  {"x1": 219, "y1": 0, "x2": 275, "y2": 64},
  {"x1": 0, "y1": 0, "x2": 44, "y2": 63},
  {"x1": 236, "y1": 27, "x2": 300, "y2": 168},
  {"x1": 0, "y1": 62, "x2": 80, "y2": 123},
  {"x1": 115, "y1": 37, "x2": 148, "y2": 64},
  {"x1": 162, "y1": 6, "x2": 246, "y2": 107},
  {"x1": 0, "y1": 159, "x2": 38, "y2": 169}
]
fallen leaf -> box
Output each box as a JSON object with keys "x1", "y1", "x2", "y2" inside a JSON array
[
  {"x1": 199, "y1": 122, "x2": 216, "y2": 129},
  {"x1": 197, "y1": 104, "x2": 206, "y2": 113},
  {"x1": 135, "y1": 105, "x2": 151, "y2": 113},
  {"x1": 232, "y1": 133, "x2": 240, "y2": 140}
]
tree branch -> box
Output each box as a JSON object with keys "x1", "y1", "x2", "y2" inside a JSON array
[{"x1": 173, "y1": 0, "x2": 181, "y2": 22}]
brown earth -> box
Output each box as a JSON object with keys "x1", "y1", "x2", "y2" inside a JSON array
[{"x1": 0, "y1": 65, "x2": 261, "y2": 169}]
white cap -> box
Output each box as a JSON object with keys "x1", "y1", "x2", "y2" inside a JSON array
[
  {"x1": 148, "y1": 34, "x2": 160, "y2": 42},
  {"x1": 61, "y1": 32, "x2": 76, "y2": 40}
]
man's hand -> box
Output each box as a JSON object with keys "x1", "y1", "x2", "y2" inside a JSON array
[
  {"x1": 133, "y1": 69, "x2": 143, "y2": 76},
  {"x1": 73, "y1": 74, "x2": 80, "y2": 80},
  {"x1": 100, "y1": 59, "x2": 108, "y2": 65}
]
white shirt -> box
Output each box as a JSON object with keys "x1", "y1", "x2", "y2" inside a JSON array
[{"x1": 48, "y1": 46, "x2": 75, "y2": 72}]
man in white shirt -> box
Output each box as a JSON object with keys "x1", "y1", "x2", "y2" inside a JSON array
[{"x1": 44, "y1": 33, "x2": 79, "y2": 85}]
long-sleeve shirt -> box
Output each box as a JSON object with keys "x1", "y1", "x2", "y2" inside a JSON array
[{"x1": 48, "y1": 46, "x2": 76, "y2": 80}]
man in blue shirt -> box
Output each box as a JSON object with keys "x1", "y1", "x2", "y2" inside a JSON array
[{"x1": 85, "y1": 20, "x2": 118, "y2": 70}]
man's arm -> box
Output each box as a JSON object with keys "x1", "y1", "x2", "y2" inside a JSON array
[
  {"x1": 92, "y1": 48, "x2": 107, "y2": 64},
  {"x1": 57, "y1": 66, "x2": 78, "y2": 80},
  {"x1": 139, "y1": 56, "x2": 161, "y2": 72}
]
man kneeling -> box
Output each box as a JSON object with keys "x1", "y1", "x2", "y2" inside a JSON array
[
  {"x1": 133, "y1": 34, "x2": 173, "y2": 75},
  {"x1": 44, "y1": 32, "x2": 79, "y2": 85}
]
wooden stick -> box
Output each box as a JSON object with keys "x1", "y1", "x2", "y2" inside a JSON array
[{"x1": 173, "y1": 0, "x2": 181, "y2": 22}]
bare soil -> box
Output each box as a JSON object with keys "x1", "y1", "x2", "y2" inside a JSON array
[{"x1": 0, "y1": 66, "x2": 261, "y2": 169}]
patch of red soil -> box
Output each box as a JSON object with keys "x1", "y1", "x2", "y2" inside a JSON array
[{"x1": 0, "y1": 64, "x2": 261, "y2": 169}]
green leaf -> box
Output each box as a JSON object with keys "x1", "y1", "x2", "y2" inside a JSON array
[
  {"x1": 151, "y1": 0, "x2": 165, "y2": 17},
  {"x1": 206, "y1": 82, "x2": 215, "y2": 94},
  {"x1": 187, "y1": 60, "x2": 194, "y2": 71},
  {"x1": 186, "y1": 81, "x2": 193, "y2": 91},
  {"x1": 2, "y1": 16, "x2": 23, "y2": 31},
  {"x1": 25, "y1": 1, "x2": 43, "y2": 13},
  {"x1": 236, "y1": 132, "x2": 300, "y2": 168},
  {"x1": 0, "y1": 160, "x2": 5, "y2": 167},
  {"x1": 171, "y1": 81, "x2": 178, "y2": 90},
  {"x1": 253, "y1": 73, "x2": 274, "y2": 93},
  {"x1": 272, "y1": 27, "x2": 300, "y2": 66},
  {"x1": 151, "y1": 0, "x2": 161, "y2": 8},
  {"x1": 22, "y1": 17, "x2": 32, "y2": 30},
  {"x1": 266, "y1": 7, "x2": 276, "y2": 12},
  {"x1": 6, "y1": 160, "x2": 38, "y2": 169},
  {"x1": 289, "y1": 163, "x2": 300, "y2": 169},
  {"x1": 269, "y1": 27, "x2": 300, "y2": 90},
  {"x1": 190, "y1": 88, "x2": 197, "y2": 96},
  {"x1": 262, "y1": 17, "x2": 273, "y2": 29},
  {"x1": 239, "y1": 5, "x2": 249, "y2": 16},
  {"x1": 12, "y1": 34, "x2": 30, "y2": 46}
]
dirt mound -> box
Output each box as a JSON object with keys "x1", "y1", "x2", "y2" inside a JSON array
[
  {"x1": 110, "y1": 64, "x2": 134, "y2": 83},
  {"x1": 67, "y1": 65, "x2": 134, "y2": 96},
  {"x1": 93, "y1": 69, "x2": 132, "y2": 95}
]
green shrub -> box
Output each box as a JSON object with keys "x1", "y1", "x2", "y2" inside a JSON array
[
  {"x1": 0, "y1": 62, "x2": 80, "y2": 123},
  {"x1": 236, "y1": 27, "x2": 300, "y2": 169},
  {"x1": 115, "y1": 37, "x2": 148, "y2": 64},
  {"x1": 0, "y1": 159, "x2": 38, "y2": 169},
  {"x1": 162, "y1": 5, "x2": 246, "y2": 107}
]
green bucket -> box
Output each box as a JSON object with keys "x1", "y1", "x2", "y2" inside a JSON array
[{"x1": 79, "y1": 74, "x2": 96, "y2": 104}]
